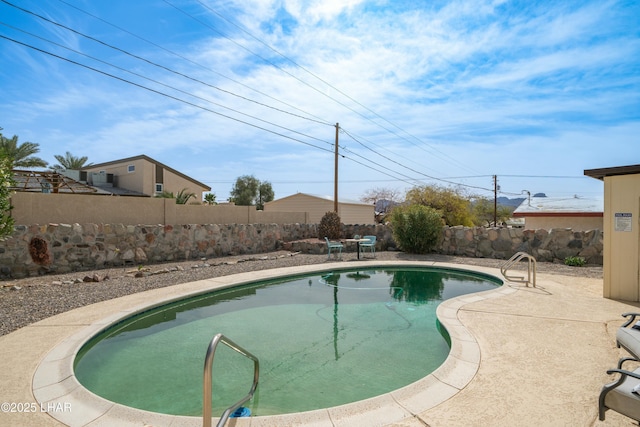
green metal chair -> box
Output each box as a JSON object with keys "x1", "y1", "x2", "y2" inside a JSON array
[
  {"x1": 359, "y1": 235, "x2": 376, "y2": 258},
  {"x1": 324, "y1": 237, "x2": 343, "y2": 260}
]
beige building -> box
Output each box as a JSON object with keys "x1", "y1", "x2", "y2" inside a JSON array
[
  {"x1": 512, "y1": 196, "x2": 603, "y2": 231},
  {"x1": 585, "y1": 164, "x2": 640, "y2": 301},
  {"x1": 264, "y1": 193, "x2": 374, "y2": 224},
  {"x1": 82, "y1": 155, "x2": 211, "y2": 201}
]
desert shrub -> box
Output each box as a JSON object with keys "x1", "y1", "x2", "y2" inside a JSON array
[
  {"x1": 318, "y1": 211, "x2": 342, "y2": 240},
  {"x1": 389, "y1": 204, "x2": 443, "y2": 254},
  {"x1": 564, "y1": 256, "x2": 586, "y2": 267}
]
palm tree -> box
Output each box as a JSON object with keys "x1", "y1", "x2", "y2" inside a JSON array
[
  {"x1": 203, "y1": 193, "x2": 217, "y2": 205},
  {"x1": 155, "y1": 189, "x2": 195, "y2": 204},
  {"x1": 51, "y1": 152, "x2": 93, "y2": 170},
  {"x1": 155, "y1": 190, "x2": 175, "y2": 199},
  {"x1": 175, "y1": 188, "x2": 196, "y2": 205},
  {"x1": 0, "y1": 133, "x2": 48, "y2": 169}
]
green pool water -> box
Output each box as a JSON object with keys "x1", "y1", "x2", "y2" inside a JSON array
[{"x1": 74, "y1": 267, "x2": 501, "y2": 416}]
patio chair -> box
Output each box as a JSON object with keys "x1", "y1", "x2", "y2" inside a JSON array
[
  {"x1": 598, "y1": 357, "x2": 640, "y2": 422},
  {"x1": 617, "y1": 312, "x2": 640, "y2": 359},
  {"x1": 359, "y1": 235, "x2": 376, "y2": 258},
  {"x1": 324, "y1": 237, "x2": 343, "y2": 260}
]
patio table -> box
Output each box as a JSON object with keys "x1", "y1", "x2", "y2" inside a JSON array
[{"x1": 344, "y1": 238, "x2": 369, "y2": 260}]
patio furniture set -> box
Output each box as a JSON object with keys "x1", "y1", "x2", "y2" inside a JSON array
[
  {"x1": 324, "y1": 235, "x2": 376, "y2": 260},
  {"x1": 599, "y1": 312, "x2": 640, "y2": 421}
]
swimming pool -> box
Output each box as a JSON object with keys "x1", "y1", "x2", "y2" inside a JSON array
[{"x1": 73, "y1": 266, "x2": 501, "y2": 417}]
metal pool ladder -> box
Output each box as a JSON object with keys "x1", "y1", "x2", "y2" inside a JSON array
[
  {"x1": 203, "y1": 333, "x2": 259, "y2": 427},
  {"x1": 500, "y1": 252, "x2": 537, "y2": 287}
]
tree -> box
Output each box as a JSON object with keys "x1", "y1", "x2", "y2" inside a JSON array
[
  {"x1": 51, "y1": 151, "x2": 93, "y2": 170},
  {"x1": 175, "y1": 189, "x2": 196, "y2": 205},
  {"x1": 405, "y1": 185, "x2": 474, "y2": 226},
  {"x1": 156, "y1": 191, "x2": 173, "y2": 199},
  {"x1": 230, "y1": 175, "x2": 258, "y2": 205},
  {"x1": 256, "y1": 182, "x2": 274, "y2": 210},
  {"x1": 360, "y1": 187, "x2": 401, "y2": 222},
  {"x1": 0, "y1": 132, "x2": 48, "y2": 169},
  {"x1": 229, "y1": 175, "x2": 274, "y2": 209},
  {"x1": 155, "y1": 188, "x2": 196, "y2": 204},
  {"x1": 0, "y1": 157, "x2": 15, "y2": 240},
  {"x1": 203, "y1": 193, "x2": 217, "y2": 205},
  {"x1": 472, "y1": 197, "x2": 514, "y2": 227}
]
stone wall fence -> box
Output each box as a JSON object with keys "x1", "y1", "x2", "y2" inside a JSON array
[
  {"x1": 437, "y1": 226, "x2": 603, "y2": 264},
  {"x1": 0, "y1": 223, "x2": 602, "y2": 279}
]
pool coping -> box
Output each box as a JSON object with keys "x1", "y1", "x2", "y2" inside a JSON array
[{"x1": 31, "y1": 260, "x2": 513, "y2": 427}]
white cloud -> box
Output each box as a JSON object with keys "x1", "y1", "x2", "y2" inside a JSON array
[{"x1": 1, "y1": 0, "x2": 637, "y2": 202}]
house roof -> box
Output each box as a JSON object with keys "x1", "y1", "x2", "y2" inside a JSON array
[
  {"x1": 513, "y1": 196, "x2": 603, "y2": 217},
  {"x1": 87, "y1": 154, "x2": 211, "y2": 191},
  {"x1": 10, "y1": 170, "x2": 111, "y2": 194},
  {"x1": 584, "y1": 164, "x2": 640, "y2": 180},
  {"x1": 10, "y1": 170, "x2": 150, "y2": 196},
  {"x1": 267, "y1": 192, "x2": 371, "y2": 206}
]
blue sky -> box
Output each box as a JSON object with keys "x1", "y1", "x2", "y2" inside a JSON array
[{"x1": 1, "y1": 0, "x2": 638, "y2": 203}]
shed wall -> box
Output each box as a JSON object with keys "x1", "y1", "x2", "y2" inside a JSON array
[
  {"x1": 265, "y1": 194, "x2": 374, "y2": 224},
  {"x1": 603, "y1": 174, "x2": 640, "y2": 301}
]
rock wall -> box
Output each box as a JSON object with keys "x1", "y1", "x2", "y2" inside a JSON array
[
  {"x1": 0, "y1": 223, "x2": 602, "y2": 278},
  {"x1": 438, "y1": 226, "x2": 603, "y2": 264}
]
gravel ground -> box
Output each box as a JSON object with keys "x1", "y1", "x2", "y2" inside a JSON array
[{"x1": 0, "y1": 250, "x2": 603, "y2": 337}]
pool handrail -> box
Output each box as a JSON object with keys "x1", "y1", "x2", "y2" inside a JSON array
[
  {"x1": 500, "y1": 251, "x2": 537, "y2": 287},
  {"x1": 203, "y1": 333, "x2": 260, "y2": 427}
]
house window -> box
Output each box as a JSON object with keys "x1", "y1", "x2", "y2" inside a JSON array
[
  {"x1": 155, "y1": 183, "x2": 163, "y2": 193},
  {"x1": 127, "y1": 165, "x2": 135, "y2": 173}
]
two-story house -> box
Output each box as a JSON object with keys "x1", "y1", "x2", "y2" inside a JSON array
[{"x1": 81, "y1": 155, "x2": 211, "y2": 201}]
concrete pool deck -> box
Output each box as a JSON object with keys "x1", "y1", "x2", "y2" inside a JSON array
[{"x1": 1, "y1": 260, "x2": 639, "y2": 427}]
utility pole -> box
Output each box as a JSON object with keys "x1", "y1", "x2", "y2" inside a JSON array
[
  {"x1": 334, "y1": 123, "x2": 339, "y2": 213},
  {"x1": 493, "y1": 175, "x2": 498, "y2": 227}
]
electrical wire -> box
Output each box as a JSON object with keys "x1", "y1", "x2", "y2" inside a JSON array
[
  {"x1": 0, "y1": 1, "x2": 458, "y2": 189},
  {"x1": 0, "y1": 1, "x2": 593, "y2": 195},
  {"x1": 192, "y1": 0, "x2": 482, "y2": 175},
  {"x1": 164, "y1": 0, "x2": 481, "y2": 175},
  {"x1": 3, "y1": 0, "x2": 489, "y2": 189},
  {"x1": 4, "y1": 0, "x2": 334, "y2": 128},
  {"x1": 0, "y1": 35, "x2": 335, "y2": 155},
  {"x1": 340, "y1": 128, "x2": 494, "y2": 193},
  {"x1": 0, "y1": 22, "x2": 335, "y2": 149}
]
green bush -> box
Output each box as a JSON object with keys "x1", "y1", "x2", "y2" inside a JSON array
[
  {"x1": 564, "y1": 256, "x2": 586, "y2": 267},
  {"x1": 0, "y1": 158, "x2": 15, "y2": 241},
  {"x1": 318, "y1": 211, "x2": 342, "y2": 240},
  {"x1": 389, "y1": 204, "x2": 443, "y2": 254}
]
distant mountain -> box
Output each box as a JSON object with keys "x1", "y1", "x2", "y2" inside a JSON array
[{"x1": 497, "y1": 197, "x2": 525, "y2": 207}]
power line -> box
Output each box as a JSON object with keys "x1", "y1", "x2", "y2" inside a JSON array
[
  {"x1": 4, "y1": 0, "x2": 334, "y2": 128},
  {"x1": 4, "y1": 0, "x2": 484, "y2": 188},
  {"x1": 4, "y1": 0, "x2": 584, "y2": 197},
  {"x1": 341, "y1": 127, "x2": 494, "y2": 193},
  {"x1": 1, "y1": 1, "x2": 469, "y2": 188},
  {"x1": 0, "y1": 21, "x2": 335, "y2": 149},
  {"x1": 0, "y1": 34, "x2": 335, "y2": 155},
  {"x1": 193, "y1": 0, "x2": 482, "y2": 174},
  {"x1": 54, "y1": 0, "x2": 333, "y2": 127},
  {"x1": 163, "y1": 0, "x2": 480, "y2": 175},
  {"x1": 499, "y1": 174, "x2": 590, "y2": 179}
]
